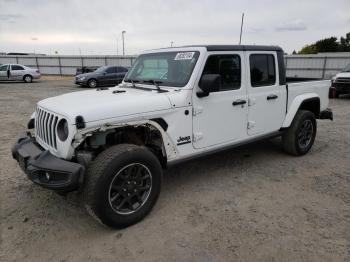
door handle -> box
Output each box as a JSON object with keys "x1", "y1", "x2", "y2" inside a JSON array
[
  {"x1": 232, "y1": 99, "x2": 247, "y2": 106},
  {"x1": 267, "y1": 94, "x2": 278, "y2": 100}
]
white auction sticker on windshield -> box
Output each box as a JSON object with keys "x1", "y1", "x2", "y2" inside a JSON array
[{"x1": 174, "y1": 52, "x2": 195, "y2": 60}]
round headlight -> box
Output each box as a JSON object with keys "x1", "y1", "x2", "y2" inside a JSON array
[{"x1": 57, "y1": 119, "x2": 69, "y2": 141}]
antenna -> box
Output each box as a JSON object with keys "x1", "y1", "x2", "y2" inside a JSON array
[{"x1": 239, "y1": 13, "x2": 244, "y2": 45}]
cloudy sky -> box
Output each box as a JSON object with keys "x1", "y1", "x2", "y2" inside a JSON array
[{"x1": 0, "y1": 0, "x2": 349, "y2": 55}]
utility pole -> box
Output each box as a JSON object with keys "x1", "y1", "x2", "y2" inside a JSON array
[
  {"x1": 171, "y1": 41, "x2": 174, "y2": 47},
  {"x1": 116, "y1": 37, "x2": 119, "y2": 55},
  {"x1": 239, "y1": 13, "x2": 244, "y2": 45},
  {"x1": 122, "y1": 31, "x2": 126, "y2": 56}
]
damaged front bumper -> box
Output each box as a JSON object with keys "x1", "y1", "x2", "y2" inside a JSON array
[{"x1": 11, "y1": 132, "x2": 85, "y2": 193}]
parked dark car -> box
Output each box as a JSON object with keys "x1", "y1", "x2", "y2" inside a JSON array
[{"x1": 75, "y1": 66, "x2": 129, "y2": 88}]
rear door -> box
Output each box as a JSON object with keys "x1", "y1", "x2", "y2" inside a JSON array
[
  {"x1": 10, "y1": 64, "x2": 25, "y2": 80},
  {"x1": 192, "y1": 52, "x2": 248, "y2": 149},
  {"x1": 104, "y1": 67, "x2": 119, "y2": 85},
  {"x1": 246, "y1": 52, "x2": 286, "y2": 135},
  {"x1": 116, "y1": 67, "x2": 128, "y2": 83}
]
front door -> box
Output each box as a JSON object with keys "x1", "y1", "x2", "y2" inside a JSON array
[
  {"x1": 192, "y1": 52, "x2": 248, "y2": 149},
  {"x1": 246, "y1": 52, "x2": 286, "y2": 135}
]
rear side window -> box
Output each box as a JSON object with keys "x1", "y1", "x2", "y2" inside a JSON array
[
  {"x1": 11, "y1": 65, "x2": 24, "y2": 71},
  {"x1": 202, "y1": 55, "x2": 241, "y2": 91},
  {"x1": 250, "y1": 54, "x2": 276, "y2": 87}
]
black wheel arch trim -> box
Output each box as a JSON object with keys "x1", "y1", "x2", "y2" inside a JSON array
[{"x1": 297, "y1": 97, "x2": 321, "y2": 118}]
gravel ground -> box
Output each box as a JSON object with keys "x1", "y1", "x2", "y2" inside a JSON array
[{"x1": 0, "y1": 80, "x2": 349, "y2": 262}]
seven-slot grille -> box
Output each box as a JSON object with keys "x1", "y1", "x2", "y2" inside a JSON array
[{"x1": 35, "y1": 107, "x2": 59, "y2": 150}]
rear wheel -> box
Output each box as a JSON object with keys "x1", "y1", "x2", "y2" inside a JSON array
[
  {"x1": 282, "y1": 110, "x2": 317, "y2": 156},
  {"x1": 23, "y1": 75, "x2": 33, "y2": 83},
  {"x1": 83, "y1": 144, "x2": 162, "y2": 228},
  {"x1": 87, "y1": 79, "x2": 98, "y2": 88}
]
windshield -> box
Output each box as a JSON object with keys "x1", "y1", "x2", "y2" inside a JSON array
[
  {"x1": 342, "y1": 63, "x2": 350, "y2": 72},
  {"x1": 125, "y1": 51, "x2": 200, "y2": 87}
]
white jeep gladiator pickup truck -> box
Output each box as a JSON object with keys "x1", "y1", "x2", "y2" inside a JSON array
[{"x1": 12, "y1": 45, "x2": 333, "y2": 228}]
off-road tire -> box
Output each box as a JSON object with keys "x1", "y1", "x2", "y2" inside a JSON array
[
  {"x1": 83, "y1": 144, "x2": 162, "y2": 228},
  {"x1": 282, "y1": 110, "x2": 317, "y2": 156}
]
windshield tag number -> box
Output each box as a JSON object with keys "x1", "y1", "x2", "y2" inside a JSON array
[{"x1": 175, "y1": 52, "x2": 195, "y2": 61}]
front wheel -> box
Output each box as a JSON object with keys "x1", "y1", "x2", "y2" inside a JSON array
[
  {"x1": 282, "y1": 110, "x2": 317, "y2": 156},
  {"x1": 87, "y1": 79, "x2": 98, "y2": 88},
  {"x1": 83, "y1": 144, "x2": 162, "y2": 228}
]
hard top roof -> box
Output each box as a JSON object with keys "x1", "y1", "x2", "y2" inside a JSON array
[{"x1": 182, "y1": 45, "x2": 283, "y2": 52}]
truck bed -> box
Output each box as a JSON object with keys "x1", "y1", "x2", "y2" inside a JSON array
[{"x1": 287, "y1": 79, "x2": 331, "y2": 113}]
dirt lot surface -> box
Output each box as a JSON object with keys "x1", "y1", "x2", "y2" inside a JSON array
[{"x1": 0, "y1": 80, "x2": 349, "y2": 262}]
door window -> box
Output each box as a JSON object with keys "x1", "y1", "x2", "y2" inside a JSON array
[
  {"x1": 250, "y1": 54, "x2": 276, "y2": 87},
  {"x1": 106, "y1": 67, "x2": 117, "y2": 74},
  {"x1": 202, "y1": 55, "x2": 241, "y2": 91},
  {"x1": 11, "y1": 65, "x2": 24, "y2": 71}
]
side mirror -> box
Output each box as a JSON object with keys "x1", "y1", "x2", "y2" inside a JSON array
[{"x1": 197, "y1": 74, "x2": 221, "y2": 98}]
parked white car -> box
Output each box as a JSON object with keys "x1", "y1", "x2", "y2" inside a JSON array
[
  {"x1": 0, "y1": 64, "x2": 41, "y2": 82},
  {"x1": 12, "y1": 45, "x2": 333, "y2": 229}
]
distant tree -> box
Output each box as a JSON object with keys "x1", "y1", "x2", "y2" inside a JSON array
[
  {"x1": 298, "y1": 32, "x2": 350, "y2": 54},
  {"x1": 299, "y1": 44, "x2": 317, "y2": 54},
  {"x1": 292, "y1": 50, "x2": 297, "y2": 54},
  {"x1": 339, "y1": 32, "x2": 350, "y2": 51},
  {"x1": 314, "y1": 37, "x2": 339, "y2": 52}
]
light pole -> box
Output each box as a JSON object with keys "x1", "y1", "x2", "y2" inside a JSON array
[
  {"x1": 171, "y1": 41, "x2": 174, "y2": 47},
  {"x1": 122, "y1": 30, "x2": 126, "y2": 56}
]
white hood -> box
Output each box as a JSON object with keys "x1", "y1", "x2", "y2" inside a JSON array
[
  {"x1": 38, "y1": 86, "x2": 173, "y2": 123},
  {"x1": 336, "y1": 72, "x2": 350, "y2": 78}
]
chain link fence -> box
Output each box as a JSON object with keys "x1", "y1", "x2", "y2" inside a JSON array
[
  {"x1": 0, "y1": 55, "x2": 137, "y2": 75},
  {"x1": 1, "y1": 53, "x2": 350, "y2": 78}
]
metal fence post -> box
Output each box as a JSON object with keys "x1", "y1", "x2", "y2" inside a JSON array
[
  {"x1": 321, "y1": 57, "x2": 327, "y2": 79},
  {"x1": 58, "y1": 57, "x2": 62, "y2": 76},
  {"x1": 35, "y1": 56, "x2": 39, "y2": 71}
]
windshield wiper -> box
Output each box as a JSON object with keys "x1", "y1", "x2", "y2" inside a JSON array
[
  {"x1": 142, "y1": 80, "x2": 168, "y2": 93},
  {"x1": 124, "y1": 79, "x2": 139, "y2": 88}
]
